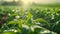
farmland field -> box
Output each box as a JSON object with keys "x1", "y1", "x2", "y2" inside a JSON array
[{"x1": 0, "y1": 5, "x2": 60, "y2": 34}]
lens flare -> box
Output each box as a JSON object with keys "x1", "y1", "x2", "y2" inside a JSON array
[{"x1": 20, "y1": 0, "x2": 33, "y2": 9}]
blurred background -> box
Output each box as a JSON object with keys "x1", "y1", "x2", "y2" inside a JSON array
[
  {"x1": 0, "y1": 0, "x2": 60, "y2": 34},
  {"x1": 0, "y1": 0, "x2": 60, "y2": 5}
]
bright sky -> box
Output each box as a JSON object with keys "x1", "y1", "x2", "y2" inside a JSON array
[
  {"x1": 4, "y1": 0, "x2": 60, "y2": 9},
  {"x1": 4, "y1": 0, "x2": 60, "y2": 4},
  {"x1": 21, "y1": 0, "x2": 59, "y2": 4}
]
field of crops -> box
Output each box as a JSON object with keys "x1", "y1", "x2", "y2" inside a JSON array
[{"x1": 0, "y1": 6, "x2": 60, "y2": 34}]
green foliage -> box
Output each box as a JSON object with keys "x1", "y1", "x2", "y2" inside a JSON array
[{"x1": 0, "y1": 7, "x2": 59, "y2": 34}]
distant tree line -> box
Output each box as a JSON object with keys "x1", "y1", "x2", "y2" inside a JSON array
[{"x1": 0, "y1": 0, "x2": 21, "y2": 6}]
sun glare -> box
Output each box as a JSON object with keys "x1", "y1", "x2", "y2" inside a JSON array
[
  {"x1": 21, "y1": 0, "x2": 33, "y2": 9},
  {"x1": 20, "y1": 0, "x2": 57, "y2": 9}
]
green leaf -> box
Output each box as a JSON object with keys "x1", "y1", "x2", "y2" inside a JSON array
[
  {"x1": 26, "y1": 11, "x2": 32, "y2": 26},
  {"x1": 34, "y1": 18, "x2": 50, "y2": 27},
  {"x1": 8, "y1": 21, "x2": 16, "y2": 25},
  {"x1": 2, "y1": 31, "x2": 16, "y2": 34}
]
